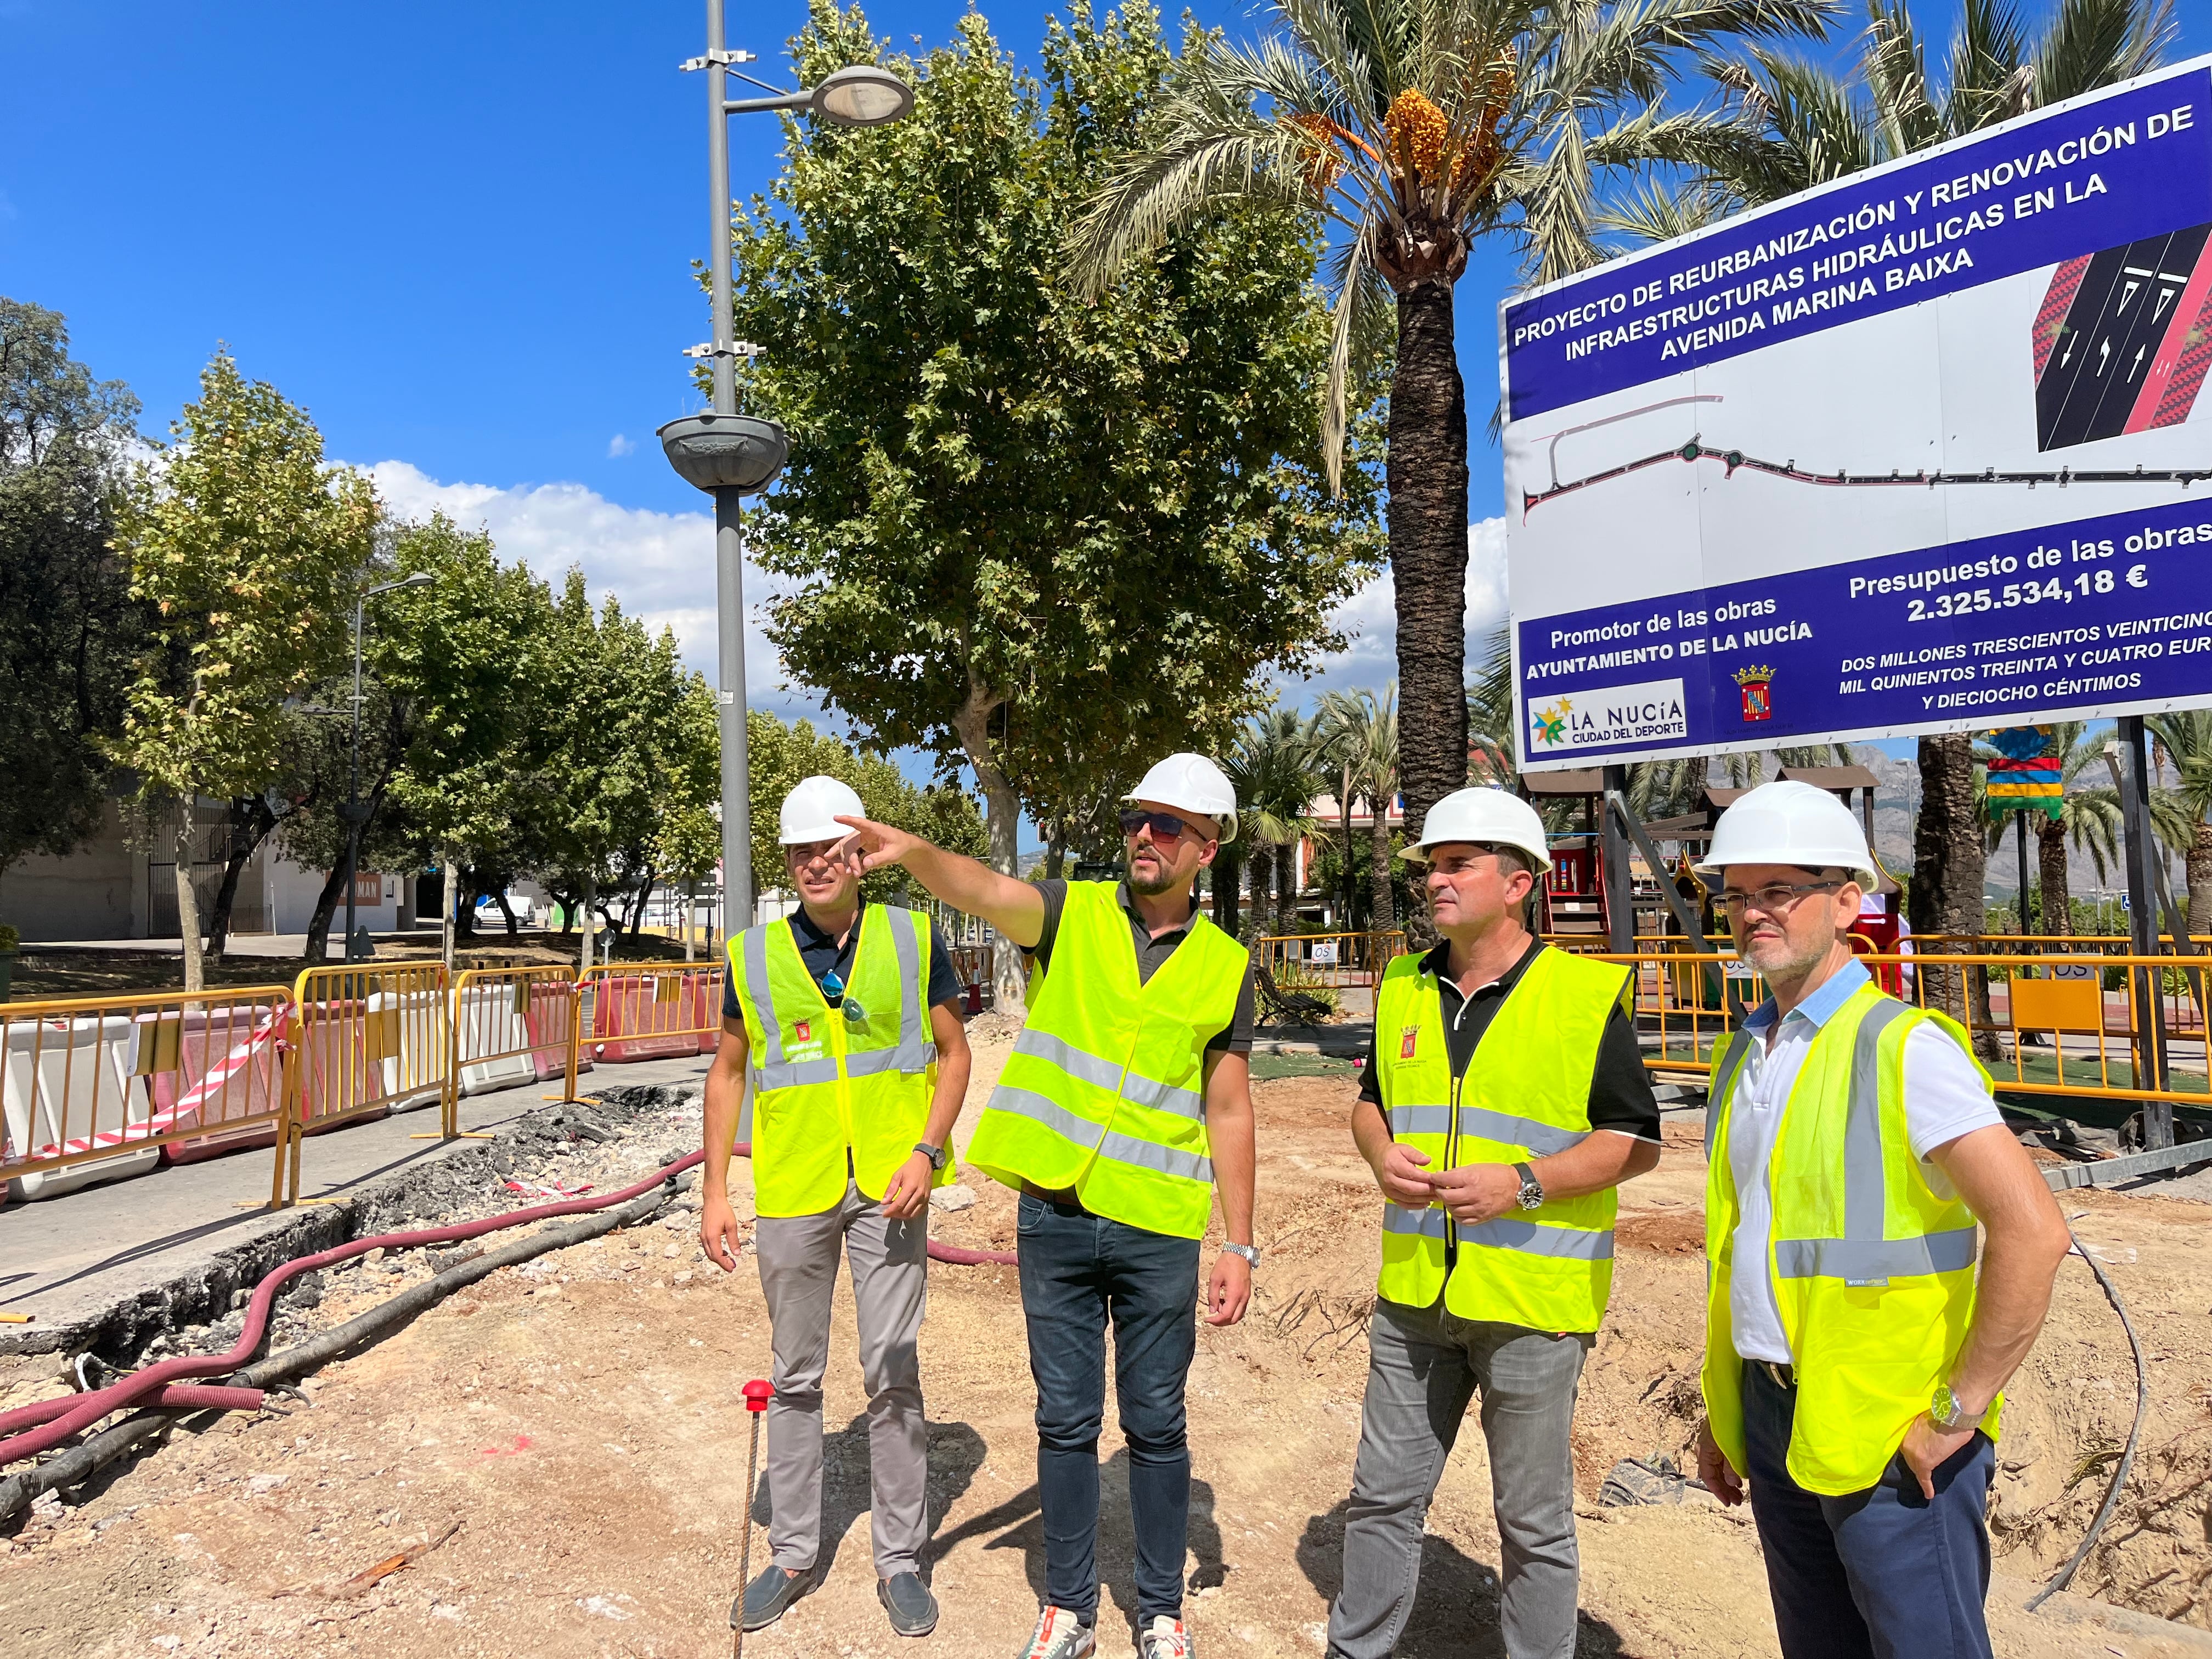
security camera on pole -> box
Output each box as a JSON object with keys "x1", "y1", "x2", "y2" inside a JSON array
[{"x1": 661, "y1": 2, "x2": 913, "y2": 942}]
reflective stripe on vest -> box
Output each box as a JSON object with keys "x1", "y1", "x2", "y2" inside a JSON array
[
  {"x1": 1700, "y1": 983, "x2": 1994, "y2": 1498},
  {"x1": 1371, "y1": 945, "x2": 1628, "y2": 1331},
  {"x1": 730, "y1": 904, "x2": 943, "y2": 1217},
  {"x1": 963, "y1": 882, "x2": 1244, "y2": 1239}
]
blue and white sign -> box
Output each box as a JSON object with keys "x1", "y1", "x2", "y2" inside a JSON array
[{"x1": 1502, "y1": 58, "x2": 2212, "y2": 771}]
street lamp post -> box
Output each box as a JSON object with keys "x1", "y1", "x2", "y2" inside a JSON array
[
  {"x1": 661, "y1": 0, "x2": 912, "y2": 946},
  {"x1": 342, "y1": 572, "x2": 435, "y2": 962}
]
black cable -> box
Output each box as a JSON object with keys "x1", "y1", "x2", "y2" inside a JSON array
[{"x1": 2024, "y1": 1227, "x2": 2149, "y2": 1612}]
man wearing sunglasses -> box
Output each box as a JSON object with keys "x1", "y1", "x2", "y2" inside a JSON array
[
  {"x1": 1330, "y1": 786, "x2": 1660, "y2": 1659},
  {"x1": 701, "y1": 774, "x2": 974, "y2": 1641},
  {"x1": 1692, "y1": 781, "x2": 2069, "y2": 1659},
  {"x1": 830, "y1": 753, "x2": 1255, "y2": 1659}
]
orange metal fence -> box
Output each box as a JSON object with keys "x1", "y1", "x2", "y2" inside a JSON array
[
  {"x1": 275, "y1": 963, "x2": 454, "y2": 1205},
  {"x1": 2, "y1": 986, "x2": 295, "y2": 1202},
  {"x1": 452, "y1": 964, "x2": 588, "y2": 1107},
  {"x1": 565, "y1": 963, "x2": 725, "y2": 1102}
]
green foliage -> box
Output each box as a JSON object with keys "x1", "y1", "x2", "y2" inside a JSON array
[
  {"x1": 729, "y1": 0, "x2": 1381, "y2": 865},
  {"x1": 0, "y1": 923, "x2": 18, "y2": 953},
  {"x1": 111, "y1": 351, "x2": 376, "y2": 804},
  {"x1": 747, "y1": 710, "x2": 988, "y2": 903},
  {"x1": 0, "y1": 298, "x2": 142, "y2": 879}
]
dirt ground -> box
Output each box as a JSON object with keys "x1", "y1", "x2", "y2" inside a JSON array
[{"x1": 8, "y1": 1019, "x2": 2212, "y2": 1657}]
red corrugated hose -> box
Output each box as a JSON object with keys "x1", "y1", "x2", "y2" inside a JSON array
[{"x1": 0, "y1": 1143, "x2": 1014, "y2": 1469}]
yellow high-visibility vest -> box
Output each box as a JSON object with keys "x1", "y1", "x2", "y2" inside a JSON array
[
  {"x1": 1701, "y1": 981, "x2": 1999, "y2": 1496},
  {"x1": 1371, "y1": 945, "x2": 1630, "y2": 1332},
  {"x1": 965, "y1": 882, "x2": 1245, "y2": 1239},
  {"x1": 728, "y1": 904, "x2": 949, "y2": 1218}
]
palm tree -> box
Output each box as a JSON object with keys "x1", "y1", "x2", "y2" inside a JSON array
[
  {"x1": 1606, "y1": 0, "x2": 2175, "y2": 962},
  {"x1": 1229, "y1": 705, "x2": 1327, "y2": 936},
  {"x1": 1329, "y1": 685, "x2": 1401, "y2": 929},
  {"x1": 1069, "y1": 0, "x2": 1837, "y2": 853},
  {"x1": 2145, "y1": 712, "x2": 2212, "y2": 937},
  {"x1": 1466, "y1": 628, "x2": 1515, "y2": 786}
]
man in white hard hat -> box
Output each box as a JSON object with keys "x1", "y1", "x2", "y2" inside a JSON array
[
  {"x1": 700, "y1": 774, "x2": 975, "y2": 1640},
  {"x1": 1692, "y1": 780, "x2": 2069, "y2": 1659},
  {"x1": 831, "y1": 753, "x2": 1256, "y2": 1659},
  {"x1": 1329, "y1": 786, "x2": 1660, "y2": 1659}
]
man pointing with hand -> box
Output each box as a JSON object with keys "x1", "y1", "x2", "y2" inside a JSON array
[{"x1": 833, "y1": 753, "x2": 1257, "y2": 1659}]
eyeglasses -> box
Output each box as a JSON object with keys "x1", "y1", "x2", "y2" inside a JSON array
[
  {"x1": 1119, "y1": 808, "x2": 1203, "y2": 843},
  {"x1": 1717, "y1": 880, "x2": 1841, "y2": 916}
]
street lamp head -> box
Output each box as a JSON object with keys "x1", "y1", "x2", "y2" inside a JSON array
[
  {"x1": 812, "y1": 64, "x2": 913, "y2": 126},
  {"x1": 398, "y1": 572, "x2": 435, "y2": 590},
  {"x1": 658, "y1": 411, "x2": 790, "y2": 495}
]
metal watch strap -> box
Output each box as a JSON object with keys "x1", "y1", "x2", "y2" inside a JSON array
[{"x1": 1222, "y1": 1242, "x2": 1260, "y2": 1269}]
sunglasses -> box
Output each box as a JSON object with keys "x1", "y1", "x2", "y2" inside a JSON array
[{"x1": 1119, "y1": 808, "x2": 1206, "y2": 843}]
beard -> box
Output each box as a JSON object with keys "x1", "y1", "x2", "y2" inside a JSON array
[
  {"x1": 1739, "y1": 927, "x2": 1833, "y2": 982},
  {"x1": 1126, "y1": 857, "x2": 1178, "y2": 898}
]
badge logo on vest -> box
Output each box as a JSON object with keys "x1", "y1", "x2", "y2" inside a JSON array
[
  {"x1": 794, "y1": 1019, "x2": 811, "y2": 1043},
  {"x1": 1400, "y1": 1027, "x2": 1419, "y2": 1059}
]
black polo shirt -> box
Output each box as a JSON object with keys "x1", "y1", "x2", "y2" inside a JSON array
[
  {"x1": 721, "y1": 904, "x2": 966, "y2": 1020},
  {"x1": 1031, "y1": 879, "x2": 1255, "y2": 1055},
  {"x1": 1354, "y1": 936, "x2": 1660, "y2": 1141}
]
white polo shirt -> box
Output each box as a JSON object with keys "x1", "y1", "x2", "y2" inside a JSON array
[{"x1": 1716, "y1": 959, "x2": 2000, "y2": 1363}]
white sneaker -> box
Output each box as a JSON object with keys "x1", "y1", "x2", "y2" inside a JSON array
[
  {"x1": 1141, "y1": 1615, "x2": 1194, "y2": 1659},
  {"x1": 1018, "y1": 1605, "x2": 1096, "y2": 1659}
]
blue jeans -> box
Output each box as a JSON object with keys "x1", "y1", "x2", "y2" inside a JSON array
[
  {"x1": 1016, "y1": 1191, "x2": 1201, "y2": 1624},
  {"x1": 1742, "y1": 1361, "x2": 1994, "y2": 1659}
]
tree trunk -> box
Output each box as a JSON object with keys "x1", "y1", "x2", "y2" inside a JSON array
[
  {"x1": 494, "y1": 890, "x2": 520, "y2": 936},
  {"x1": 173, "y1": 809, "x2": 206, "y2": 994},
  {"x1": 1387, "y1": 280, "x2": 1470, "y2": 858},
  {"x1": 2038, "y1": 815, "x2": 2071, "y2": 936},
  {"x1": 1338, "y1": 765, "x2": 1356, "y2": 930},
  {"x1": 1276, "y1": 838, "x2": 1297, "y2": 933},
  {"x1": 579, "y1": 872, "x2": 599, "y2": 973},
  {"x1": 628, "y1": 870, "x2": 654, "y2": 940},
  {"x1": 1368, "y1": 803, "x2": 1395, "y2": 934},
  {"x1": 1245, "y1": 846, "x2": 1273, "y2": 939},
  {"x1": 302, "y1": 860, "x2": 351, "y2": 965},
  {"x1": 2189, "y1": 822, "x2": 2212, "y2": 940},
  {"x1": 1909, "y1": 734, "x2": 2000, "y2": 1059},
  {"x1": 1046, "y1": 828, "x2": 1066, "y2": 881},
  {"x1": 685, "y1": 879, "x2": 698, "y2": 962},
  {"x1": 953, "y1": 678, "x2": 1026, "y2": 1014},
  {"x1": 1211, "y1": 848, "x2": 1241, "y2": 935},
  {"x1": 206, "y1": 795, "x2": 276, "y2": 960},
  {"x1": 550, "y1": 885, "x2": 575, "y2": 939},
  {"x1": 439, "y1": 845, "x2": 458, "y2": 973}
]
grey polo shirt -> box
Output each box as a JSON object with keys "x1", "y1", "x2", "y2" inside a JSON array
[{"x1": 1031, "y1": 879, "x2": 1255, "y2": 1054}]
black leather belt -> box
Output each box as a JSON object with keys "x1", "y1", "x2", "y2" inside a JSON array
[{"x1": 1021, "y1": 1181, "x2": 1086, "y2": 1212}]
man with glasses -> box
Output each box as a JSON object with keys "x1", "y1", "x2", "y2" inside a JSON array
[
  {"x1": 830, "y1": 753, "x2": 1256, "y2": 1659},
  {"x1": 1330, "y1": 787, "x2": 1660, "y2": 1659},
  {"x1": 1693, "y1": 780, "x2": 2070, "y2": 1659},
  {"x1": 701, "y1": 774, "x2": 974, "y2": 1640}
]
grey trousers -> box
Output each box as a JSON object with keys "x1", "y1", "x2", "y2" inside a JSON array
[
  {"x1": 754, "y1": 1181, "x2": 928, "y2": 1578},
  {"x1": 1329, "y1": 1295, "x2": 1592, "y2": 1659}
]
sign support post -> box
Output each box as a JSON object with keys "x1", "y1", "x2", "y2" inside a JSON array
[
  {"x1": 1601, "y1": 764, "x2": 1634, "y2": 955},
  {"x1": 2119, "y1": 715, "x2": 2172, "y2": 1149}
]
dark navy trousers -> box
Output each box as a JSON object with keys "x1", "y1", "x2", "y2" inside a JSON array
[
  {"x1": 1742, "y1": 1361, "x2": 1995, "y2": 1659},
  {"x1": 1016, "y1": 1190, "x2": 1201, "y2": 1626}
]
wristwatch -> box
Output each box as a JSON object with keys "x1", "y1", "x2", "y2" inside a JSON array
[
  {"x1": 1513, "y1": 1162, "x2": 1546, "y2": 1211},
  {"x1": 1929, "y1": 1381, "x2": 1979, "y2": 1431},
  {"x1": 914, "y1": 1141, "x2": 947, "y2": 1172},
  {"x1": 1222, "y1": 1242, "x2": 1261, "y2": 1270}
]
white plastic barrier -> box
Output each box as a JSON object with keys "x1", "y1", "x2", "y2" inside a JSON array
[
  {"x1": 454, "y1": 983, "x2": 538, "y2": 1097},
  {"x1": 368, "y1": 986, "x2": 445, "y2": 1113},
  {"x1": 2, "y1": 1015, "x2": 156, "y2": 1201}
]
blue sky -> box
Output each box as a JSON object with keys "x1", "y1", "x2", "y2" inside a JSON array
[{"x1": 7, "y1": 1, "x2": 2207, "y2": 790}]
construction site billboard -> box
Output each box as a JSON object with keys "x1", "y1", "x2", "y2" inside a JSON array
[{"x1": 1501, "y1": 56, "x2": 2212, "y2": 772}]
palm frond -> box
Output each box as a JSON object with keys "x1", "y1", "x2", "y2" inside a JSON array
[{"x1": 2031, "y1": 0, "x2": 2176, "y2": 105}]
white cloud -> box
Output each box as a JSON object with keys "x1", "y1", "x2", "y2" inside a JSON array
[
  {"x1": 1285, "y1": 516, "x2": 1510, "y2": 704},
  {"x1": 361, "y1": 460, "x2": 819, "y2": 717},
  {"x1": 606, "y1": 433, "x2": 636, "y2": 458}
]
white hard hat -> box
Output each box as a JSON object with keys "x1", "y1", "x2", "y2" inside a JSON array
[
  {"x1": 780, "y1": 774, "x2": 866, "y2": 844},
  {"x1": 1401, "y1": 787, "x2": 1552, "y2": 872},
  {"x1": 1695, "y1": 780, "x2": 1875, "y2": 887},
  {"x1": 1125, "y1": 753, "x2": 1238, "y2": 844}
]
